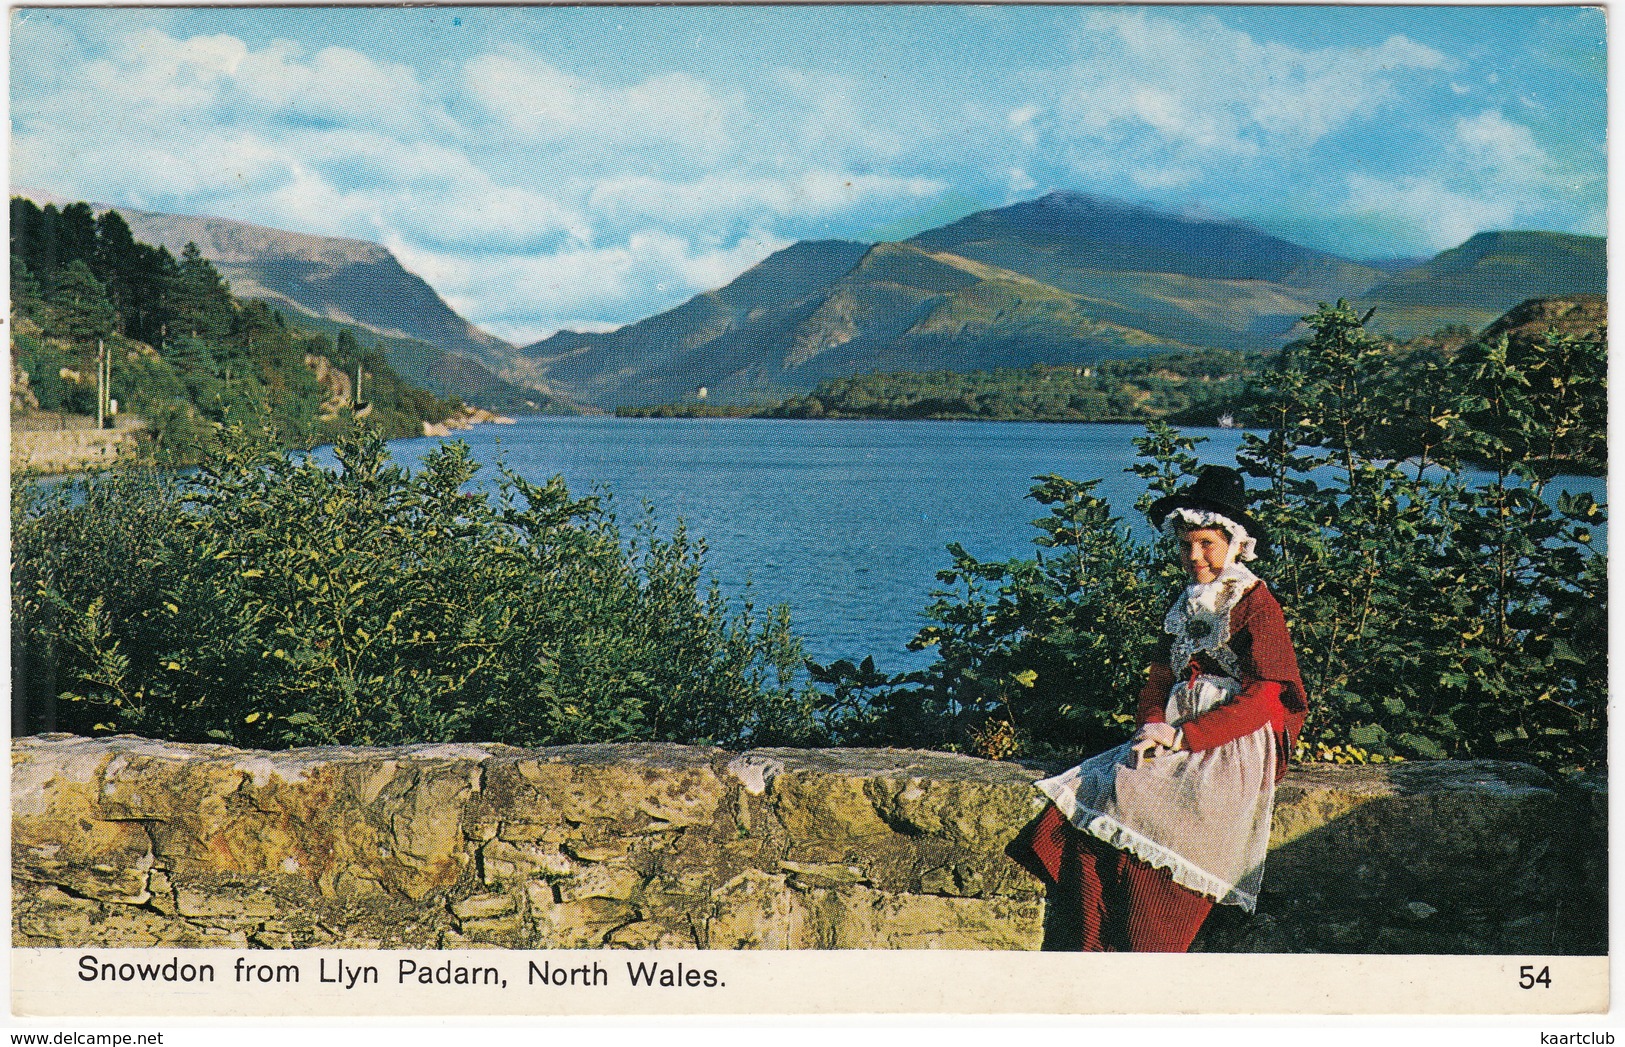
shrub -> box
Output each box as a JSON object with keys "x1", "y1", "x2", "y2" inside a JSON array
[{"x1": 12, "y1": 422, "x2": 819, "y2": 749}]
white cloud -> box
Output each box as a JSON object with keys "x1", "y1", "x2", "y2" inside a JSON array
[
  {"x1": 12, "y1": 28, "x2": 462, "y2": 204},
  {"x1": 1333, "y1": 109, "x2": 1558, "y2": 252},
  {"x1": 1007, "y1": 105, "x2": 1042, "y2": 149},
  {"x1": 768, "y1": 67, "x2": 921, "y2": 161},
  {"x1": 20, "y1": 7, "x2": 1596, "y2": 343},
  {"x1": 246, "y1": 129, "x2": 591, "y2": 249},
  {"x1": 386, "y1": 229, "x2": 793, "y2": 345},
  {"x1": 1344, "y1": 173, "x2": 1518, "y2": 249},
  {"x1": 253, "y1": 164, "x2": 381, "y2": 236},
  {"x1": 1454, "y1": 110, "x2": 1550, "y2": 182},
  {"x1": 84, "y1": 30, "x2": 449, "y2": 136},
  {"x1": 14, "y1": 22, "x2": 856, "y2": 338},
  {"x1": 464, "y1": 53, "x2": 739, "y2": 154},
  {"x1": 586, "y1": 171, "x2": 944, "y2": 225},
  {"x1": 1129, "y1": 166, "x2": 1202, "y2": 192},
  {"x1": 1055, "y1": 11, "x2": 1452, "y2": 162},
  {"x1": 14, "y1": 124, "x2": 295, "y2": 203}
]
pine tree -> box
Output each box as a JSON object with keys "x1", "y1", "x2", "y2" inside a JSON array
[
  {"x1": 93, "y1": 209, "x2": 143, "y2": 335},
  {"x1": 123, "y1": 242, "x2": 181, "y2": 349},
  {"x1": 58, "y1": 202, "x2": 100, "y2": 270},
  {"x1": 47, "y1": 259, "x2": 117, "y2": 344},
  {"x1": 173, "y1": 242, "x2": 234, "y2": 340},
  {"x1": 11, "y1": 254, "x2": 44, "y2": 322},
  {"x1": 11, "y1": 198, "x2": 53, "y2": 287}
]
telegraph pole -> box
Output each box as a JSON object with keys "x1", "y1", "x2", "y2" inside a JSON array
[{"x1": 96, "y1": 338, "x2": 106, "y2": 430}]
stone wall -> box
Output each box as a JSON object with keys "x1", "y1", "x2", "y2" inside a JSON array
[
  {"x1": 12, "y1": 734, "x2": 1606, "y2": 953},
  {"x1": 11, "y1": 417, "x2": 145, "y2": 475}
]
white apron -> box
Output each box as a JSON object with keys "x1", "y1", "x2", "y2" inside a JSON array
[{"x1": 1035, "y1": 566, "x2": 1277, "y2": 911}]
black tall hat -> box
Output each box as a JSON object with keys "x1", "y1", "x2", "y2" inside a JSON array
[{"x1": 1146, "y1": 465, "x2": 1270, "y2": 555}]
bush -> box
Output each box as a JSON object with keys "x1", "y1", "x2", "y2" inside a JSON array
[{"x1": 13, "y1": 423, "x2": 819, "y2": 749}]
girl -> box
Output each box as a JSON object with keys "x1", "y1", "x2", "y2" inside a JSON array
[{"x1": 1014, "y1": 465, "x2": 1307, "y2": 952}]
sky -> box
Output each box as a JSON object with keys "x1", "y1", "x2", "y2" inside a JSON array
[{"x1": 9, "y1": 5, "x2": 1609, "y2": 346}]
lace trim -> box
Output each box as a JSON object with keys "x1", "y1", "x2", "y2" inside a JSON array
[
  {"x1": 1081, "y1": 811, "x2": 1258, "y2": 911},
  {"x1": 1164, "y1": 564, "x2": 1260, "y2": 679}
]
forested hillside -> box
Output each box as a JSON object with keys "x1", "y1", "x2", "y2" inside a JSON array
[
  {"x1": 11, "y1": 198, "x2": 455, "y2": 460},
  {"x1": 756, "y1": 350, "x2": 1249, "y2": 424},
  {"x1": 620, "y1": 348, "x2": 1252, "y2": 423}
]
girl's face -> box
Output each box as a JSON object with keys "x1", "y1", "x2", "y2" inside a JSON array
[{"x1": 1176, "y1": 526, "x2": 1231, "y2": 584}]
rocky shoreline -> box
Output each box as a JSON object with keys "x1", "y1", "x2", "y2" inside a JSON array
[{"x1": 421, "y1": 406, "x2": 518, "y2": 438}]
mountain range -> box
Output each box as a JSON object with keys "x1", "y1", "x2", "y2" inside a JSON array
[
  {"x1": 520, "y1": 192, "x2": 1605, "y2": 408},
  {"x1": 16, "y1": 189, "x2": 1605, "y2": 412}
]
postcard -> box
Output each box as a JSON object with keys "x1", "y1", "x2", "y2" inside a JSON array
[{"x1": 7, "y1": 1, "x2": 1610, "y2": 1030}]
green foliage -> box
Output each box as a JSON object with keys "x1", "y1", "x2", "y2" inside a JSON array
[
  {"x1": 827, "y1": 303, "x2": 1604, "y2": 772},
  {"x1": 1233, "y1": 301, "x2": 1606, "y2": 770},
  {"x1": 46, "y1": 260, "x2": 117, "y2": 344},
  {"x1": 14, "y1": 423, "x2": 819, "y2": 750},
  {"x1": 12, "y1": 254, "x2": 44, "y2": 320},
  {"x1": 617, "y1": 402, "x2": 761, "y2": 419},
  {"x1": 11, "y1": 196, "x2": 455, "y2": 461},
  {"x1": 736, "y1": 352, "x2": 1254, "y2": 424}
]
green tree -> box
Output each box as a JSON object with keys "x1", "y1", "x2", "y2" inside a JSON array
[
  {"x1": 46, "y1": 259, "x2": 117, "y2": 344},
  {"x1": 11, "y1": 197, "x2": 50, "y2": 277},
  {"x1": 11, "y1": 254, "x2": 43, "y2": 322},
  {"x1": 92, "y1": 209, "x2": 144, "y2": 336},
  {"x1": 172, "y1": 242, "x2": 235, "y2": 340}
]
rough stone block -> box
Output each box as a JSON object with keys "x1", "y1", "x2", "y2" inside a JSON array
[
  {"x1": 530, "y1": 896, "x2": 641, "y2": 949},
  {"x1": 920, "y1": 863, "x2": 984, "y2": 897},
  {"x1": 780, "y1": 861, "x2": 868, "y2": 887},
  {"x1": 704, "y1": 869, "x2": 808, "y2": 949},
  {"x1": 480, "y1": 839, "x2": 572, "y2": 885},
  {"x1": 563, "y1": 839, "x2": 633, "y2": 862},
  {"x1": 605, "y1": 919, "x2": 695, "y2": 949},
  {"x1": 450, "y1": 892, "x2": 516, "y2": 921},
  {"x1": 486, "y1": 744, "x2": 728, "y2": 830},
  {"x1": 558, "y1": 864, "x2": 642, "y2": 902},
  {"x1": 175, "y1": 885, "x2": 282, "y2": 921},
  {"x1": 796, "y1": 884, "x2": 1044, "y2": 950}
]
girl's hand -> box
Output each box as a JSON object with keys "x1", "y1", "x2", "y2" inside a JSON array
[{"x1": 1130, "y1": 722, "x2": 1182, "y2": 763}]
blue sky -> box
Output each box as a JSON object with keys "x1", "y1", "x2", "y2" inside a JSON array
[{"x1": 10, "y1": 5, "x2": 1607, "y2": 345}]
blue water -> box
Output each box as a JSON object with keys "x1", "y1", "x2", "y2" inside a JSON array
[{"x1": 357, "y1": 417, "x2": 1604, "y2": 674}]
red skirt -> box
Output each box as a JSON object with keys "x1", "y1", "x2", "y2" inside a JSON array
[{"x1": 1009, "y1": 803, "x2": 1214, "y2": 952}]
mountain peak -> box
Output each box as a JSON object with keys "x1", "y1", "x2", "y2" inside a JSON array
[
  {"x1": 905, "y1": 188, "x2": 1378, "y2": 292},
  {"x1": 1017, "y1": 190, "x2": 1249, "y2": 229}
]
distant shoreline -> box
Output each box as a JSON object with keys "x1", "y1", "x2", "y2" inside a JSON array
[
  {"x1": 420, "y1": 405, "x2": 518, "y2": 438},
  {"x1": 613, "y1": 408, "x2": 1239, "y2": 428}
]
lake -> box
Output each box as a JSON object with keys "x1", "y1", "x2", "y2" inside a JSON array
[{"x1": 359, "y1": 416, "x2": 1604, "y2": 675}]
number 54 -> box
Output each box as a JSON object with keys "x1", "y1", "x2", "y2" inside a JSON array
[{"x1": 1519, "y1": 964, "x2": 1552, "y2": 989}]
